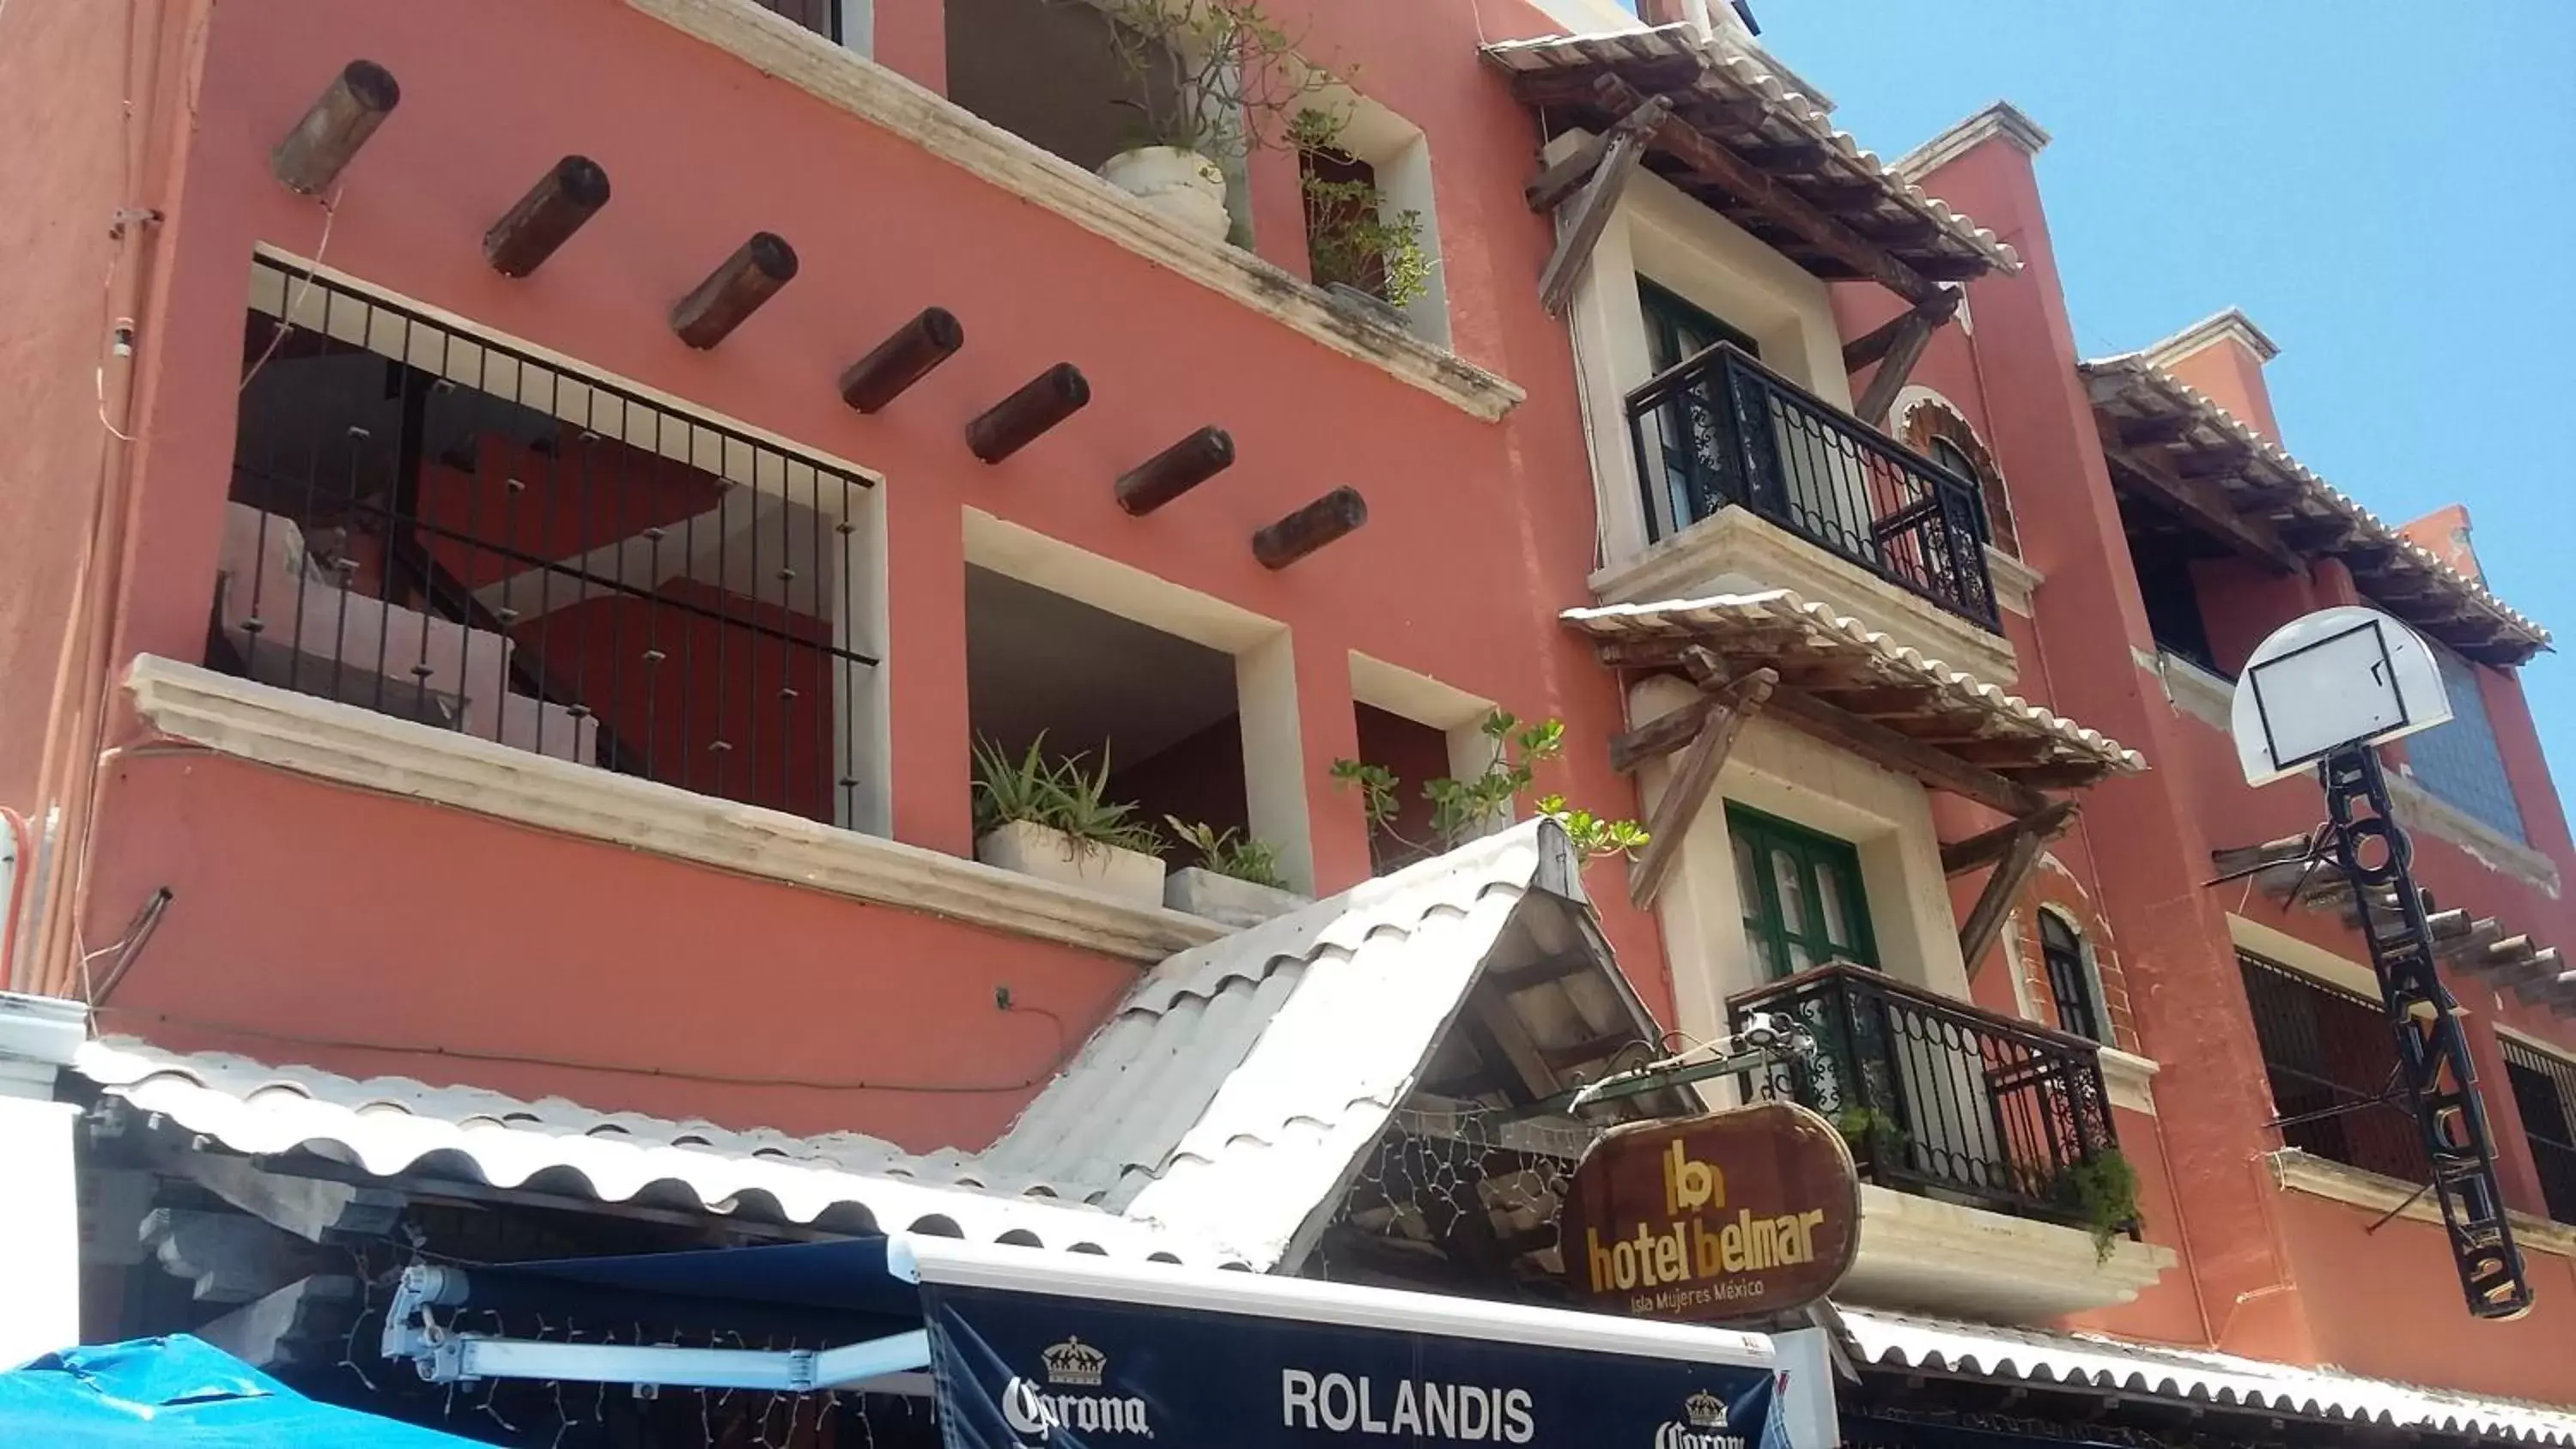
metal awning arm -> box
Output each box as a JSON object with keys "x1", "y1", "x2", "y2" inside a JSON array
[{"x1": 382, "y1": 1264, "x2": 932, "y2": 1393}]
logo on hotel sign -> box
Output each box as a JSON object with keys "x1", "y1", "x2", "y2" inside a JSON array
[{"x1": 1557, "y1": 1103, "x2": 1860, "y2": 1324}]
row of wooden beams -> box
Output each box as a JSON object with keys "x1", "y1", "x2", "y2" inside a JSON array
[
  {"x1": 1763, "y1": 685, "x2": 2048, "y2": 817},
  {"x1": 1594, "y1": 75, "x2": 1941, "y2": 305},
  {"x1": 2104, "y1": 442, "x2": 2302, "y2": 574},
  {"x1": 1629, "y1": 669, "x2": 1779, "y2": 910},
  {"x1": 1942, "y1": 799, "x2": 2080, "y2": 876}
]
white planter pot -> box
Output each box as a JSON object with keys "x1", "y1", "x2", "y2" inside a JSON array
[
  {"x1": 975, "y1": 820, "x2": 1167, "y2": 906},
  {"x1": 1164, "y1": 866, "x2": 1308, "y2": 928},
  {"x1": 1098, "y1": 146, "x2": 1230, "y2": 242}
]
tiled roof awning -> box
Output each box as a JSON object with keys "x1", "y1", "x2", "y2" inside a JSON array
[
  {"x1": 73, "y1": 1037, "x2": 1229, "y2": 1264},
  {"x1": 2213, "y1": 836, "x2": 2573, "y2": 1019},
  {"x1": 1838, "y1": 1305, "x2": 2576, "y2": 1445},
  {"x1": 1480, "y1": 24, "x2": 2018, "y2": 299},
  {"x1": 1564, "y1": 591, "x2": 2144, "y2": 814},
  {"x1": 2082, "y1": 354, "x2": 2549, "y2": 665}
]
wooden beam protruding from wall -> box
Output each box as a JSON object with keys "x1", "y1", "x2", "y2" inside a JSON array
[
  {"x1": 1763, "y1": 686, "x2": 2047, "y2": 818},
  {"x1": 968, "y1": 363, "x2": 1091, "y2": 463},
  {"x1": 1253, "y1": 488, "x2": 1368, "y2": 569},
  {"x1": 1941, "y1": 799, "x2": 2079, "y2": 877},
  {"x1": 1849, "y1": 287, "x2": 1962, "y2": 426},
  {"x1": 1629, "y1": 669, "x2": 1778, "y2": 910},
  {"x1": 670, "y1": 233, "x2": 799, "y2": 349},
  {"x1": 1956, "y1": 806, "x2": 2062, "y2": 971},
  {"x1": 271, "y1": 60, "x2": 401, "y2": 195},
  {"x1": 1116, "y1": 427, "x2": 1236, "y2": 515},
  {"x1": 1535, "y1": 92, "x2": 1672, "y2": 318},
  {"x1": 483, "y1": 156, "x2": 611, "y2": 278},
  {"x1": 838, "y1": 307, "x2": 965, "y2": 413}
]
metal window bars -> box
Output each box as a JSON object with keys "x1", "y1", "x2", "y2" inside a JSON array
[
  {"x1": 219, "y1": 260, "x2": 876, "y2": 830},
  {"x1": 1728, "y1": 963, "x2": 2121, "y2": 1229},
  {"x1": 1626, "y1": 343, "x2": 2002, "y2": 633},
  {"x1": 2238, "y1": 953, "x2": 2435, "y2": 1185},
  {"x1": 2501, "y1": 1037, "x2": 2576, "y2": 1227}
]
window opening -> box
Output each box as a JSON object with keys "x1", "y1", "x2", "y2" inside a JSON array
[
  {"x1": 2038, "y1": 912, "x2": 2103, "y2": 1042},
  {"x1": 1727, "y1": 803, "x2": 1874, "y2": 979}
]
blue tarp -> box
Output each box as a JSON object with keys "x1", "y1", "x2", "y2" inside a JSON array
[{"x1": 0, "y1": 1336, "x2": 487, "y2": 1447}]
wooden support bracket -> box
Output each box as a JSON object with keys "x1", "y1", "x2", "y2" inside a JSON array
[
  {"x1": 1629, "y1": 669, "x2": 1778, "y2": 910},
  {"x1": 1525, "y1": 94, "x2": 1674, "y2": 211},
  {"x1": 1253, "y1": 488, "x2": 1368, "y2": 569},
  {"x1": 1851, "y1": 287, "x2": 1960, "y2": 426},
  {"x1": 1957, "y1": 806, "x2": 2061, "y2": 970},
  {"x1": 1841, "y1": 286, "x2": 1962, "y2": 373},
  {"x1": 838, "y1": 307, "x2": 964, "y2": 413},
  {"x1": 483, "y1": 156, "x2": 611, "y2": 278},
  {"x1": 968, "y1": 363, "x2": 1091, "y2": 462},
  {"x1": 670, "y1": 233, "x2": 799, "y2": 349},
  {"x1": 1115, "y1": 427, "x2": 1236, "y2": 515},
  {"x1": 1536, "y1": 92, "x2": 1670, "y2": 318},
  {"x1": 1765, "y1": 686, "x2": 2046, "y2": 817},
  {"x1": 1941, "y1": 798, "x2": 2079, "y2": 876},
  {"x1": 271, "y1": 61, "x2": 400, "y2": 195}
]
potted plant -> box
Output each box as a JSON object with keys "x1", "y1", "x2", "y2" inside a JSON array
[
  {"x1": 1163, "y1": 818, "x2": 1305, "y2": 926},
  {"x1": 1084, "y1": 0, "x2": 1346, "y2": 241},
  {"x1": 1331, "y1": 709, "x2": 1649, "y2": 871},
  {"x1": 972, "y1": 734, "x2": 1167, "y2": 906},
  {"x1": 1294, "y1": 109, "x2": 1434, "y2": 324}
]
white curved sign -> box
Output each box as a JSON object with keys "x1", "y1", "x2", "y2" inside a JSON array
[{"x1": 2231, "y1": 607, "x2": 2451, "y2": 786}]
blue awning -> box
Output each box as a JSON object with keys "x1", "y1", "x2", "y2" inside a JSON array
[
  {"x1": 0, "y1": 1336, "x2": 488, "y2": 1448},
  {"x1": 386, "y1": 1234, "x2": 1814, "y2": 1449}
]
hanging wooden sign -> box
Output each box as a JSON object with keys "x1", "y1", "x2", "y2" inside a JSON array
[{"x1": 1558, "y1": 1102, "x2": 1860, "y2": 1323}]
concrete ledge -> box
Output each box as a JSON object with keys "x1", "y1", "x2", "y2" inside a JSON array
[
  {"x1": 625, "y1": 0, "x2": 1524, "y2": 422},
  {"x1": 125, "y1": 656, "x2": 1226, "y2": 964},
  {"x1": 2385, "y1": 773, "x2": 2561, "y2": 898},
  {"x1": 2268, "y1": 1148, "x2": 2576, "y2": 1259},
  {"x1": 1589, "y1": 506, "x2": 2020, "y2": 686},
  {"x1": 1838, "y1": 1183, "x2": 2174, "y2": 1324},
  {"x1": 2099, "y1": 1045, "x2": 2160, "y2": 1117}
]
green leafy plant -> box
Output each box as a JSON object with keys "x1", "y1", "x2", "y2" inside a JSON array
[
  {"x1": 2049, "y1": 1149, "x2": 2144, "y2": 1264},
  {"x1": 1832, "y1": 1105, "x2": 1908, "y2": 1158},
  {"x1": 973, "y1": 733, "x2": 1163, "y2": 859},
  {"x1": 1329, "y1": 709, "x2": 1649, "y2": 864},
  {"x1": 1083, "y1": 0, "x2": 1349, "y2": 161},
  {"x1": 1293, "y1": 111, "x2": 1434, "y2": 312},
  {"x1": 1165, "y1": 817, "x2": 1289, "y2": 890}
]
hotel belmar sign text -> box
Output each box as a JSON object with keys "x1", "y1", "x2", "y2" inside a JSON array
[{"x1": 1558, "y1": 1104, "x2": 1860, "y2": 1323}]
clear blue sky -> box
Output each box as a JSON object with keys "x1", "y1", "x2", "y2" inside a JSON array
[{"x1": 1714, "y1": 3, "x2": 2576, "y2": 815}]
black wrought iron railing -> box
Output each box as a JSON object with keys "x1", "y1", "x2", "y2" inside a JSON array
[
  {"x1": 1627, "y1": 343, "x2": 2000, "y2": 631},
  {"x1": 2238, "y1": 954, "x2": 2433, "y2": 1185},
  {"x1": 1729, "y1": 964, "x2": 2123, "y2": 1229},
  {"x1": 216, "y1": 263, "x2": 876, "y2": 830}
]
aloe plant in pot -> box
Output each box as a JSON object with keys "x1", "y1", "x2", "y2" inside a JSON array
[
  {"x1": 1081, "y1": 0, "x2": 1347, "y2": 242},
  {"x1": 1163, "y1": 817, "x2": 1306, "y2": 926},
  {"x1": 971, "y1": 734, "x2": 1168, "y2": 906}
]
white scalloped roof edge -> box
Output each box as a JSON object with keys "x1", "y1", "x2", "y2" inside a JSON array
[
  {"x1": 1484, "y1": 27, "x2": 2019, "y2": 276},
  {"x1": 1841, "y1": 1307, "x2": 2576, "y2": 1443},
  {"x1": 1562, "y1": 589, "x2": 2145, "y2": 772},
  {"x1": 2082, "y1": 355, "x2": 2549, "y2": 646},
  {"x1": 74, "y1": 1036, "x2": 1251, "y2": 1266}
]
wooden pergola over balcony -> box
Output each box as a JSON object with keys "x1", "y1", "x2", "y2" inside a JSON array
[
  {"x1": 1482, "y1": 22, "x2": 2020, "y2": 427},
  {"x1": 1564, "y1": 591, "x2": 2142, "y2": 962}
]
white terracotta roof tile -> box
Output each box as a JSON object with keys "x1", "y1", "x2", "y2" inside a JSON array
[
  {"x1": 1840, "y1": 1305, "x2": 2576, "y2": 1444},
  {"x1": 1563, "y1": 590, "x2": 2146, "y2": 775}
]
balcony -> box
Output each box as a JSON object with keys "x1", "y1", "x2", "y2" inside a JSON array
[
  {"x1": 1625, "y1": 344, "x2": 2002, "y2": 635},
  {"x1": 1729, "y1": 964, "x2": 2172, "y2": 1319}
]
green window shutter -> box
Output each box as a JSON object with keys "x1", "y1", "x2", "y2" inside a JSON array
[{"x1": 1726, "y1": 803, "x2": 1876, "y2": 979}]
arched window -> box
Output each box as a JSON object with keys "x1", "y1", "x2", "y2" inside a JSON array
[
  {"x1": 1901, "y1": 397, "x2": 2019, "y2": 556},
  {"x1": 2038, "y1": 912, "x2": 2104, "y2": 1042}
]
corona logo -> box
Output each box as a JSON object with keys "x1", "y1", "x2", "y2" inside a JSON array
[
  {"x1": 1001, "y1": 1335, "x2": 1152, "y2": 1440},
  {"x1": 1652, "y1": 1391, "x2": 1747, "y2": 1449},
  {"x1": 1042, "y1": 1337, "x2": 1109, "y2": 1388}
]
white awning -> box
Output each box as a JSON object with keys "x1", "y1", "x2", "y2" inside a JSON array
[{"x1": 1839, "y1": 1305, "x2": 2576, "y2": 1445}]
